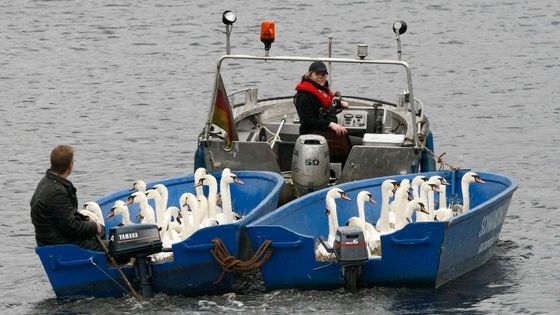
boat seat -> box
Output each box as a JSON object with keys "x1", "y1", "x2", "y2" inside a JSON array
[{"x1": 310, "y1": 130, "x2": 351, "y2": 165}]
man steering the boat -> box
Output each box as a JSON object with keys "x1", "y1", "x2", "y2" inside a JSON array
[
  {"x1": 294, "y1": 61, "x2": 361, "y2": 163},
  {"x1": 30, "y1": 144, "x2": 105, "y2": 251}
]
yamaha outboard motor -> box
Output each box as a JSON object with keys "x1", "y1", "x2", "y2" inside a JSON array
[
  {"x1": 109, "y1": 224, "x2": 162, "y2": 298},
  {"x1": 334, "y1": 226, "x2": 368, "y2": 292},
  {"x1": 291, "y1": 134, "x2": 330, "y2": 195}
]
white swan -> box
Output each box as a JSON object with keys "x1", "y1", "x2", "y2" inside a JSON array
[
  {"x1": 434, "y1": 204, "x2": 454, "y2": 221},
  {"x1": 403, "y1": 199, "x2": 429, "y2": 225},
  {"x1": 181, "y1": 192, "x2": 219, "y2": 229},
  {"x1": 153, "y1": 184, "x2": 169, "y2": 209},
  {"x1": 391, "y1": 184, "x2": 411, "y2": 230},
  {"x1": 452, "y1": 171, "x2": 486, "y2": 214},
  {"x1": 347, "y1": 191, "x2": 381, "y2": 257},
  {"x1": 193, "y1": 167, "x2": 209, "y2": 225},
  {"x1": 375, "y1": 179, "x2": 399, "y2": 233},
  {"x1": 198, "y1": 173, "x2": 224, "y2": 224},
  {"x1": 220, "y1": 168, "x2": 244, "y2": 224},
  {"x1": 130, "y1": 180, "x2": 147, "y2": 193},
  {"x1": 411, "y1": 175, "x2": 428, "y2": 200},
  {"x1": 175, "y1": 202, "x2": 198, "y2": 240},
  {"x1": 126, "y1": 191, "x2": 156, "y2": 225},
  {"x1": 80, "y1": 201, "x2": 105, "y2": 226},
  {"x1": 427, "y1": 176, "x2": 453, "y2": 221},
  {"x1": 316, "y1": 188, "x2": 351, "y2": 260},
  {"x1": 145, "y1": 189, "x2": 166, "y2": 227},
  {"x1": 106, "y1": 200, "x2": 133, "y2": 225},
  {"x1": 417, "y1": 181, "x2": 440, "y2": 222}
]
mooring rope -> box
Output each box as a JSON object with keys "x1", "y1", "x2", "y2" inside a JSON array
[
  {"x1": 417, "y1": 140, "x2": 461, "y2": 171},
  {"x1": 210, "y1": 238, "x2": 273, "y2": 285}
]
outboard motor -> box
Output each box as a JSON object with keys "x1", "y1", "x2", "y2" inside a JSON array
[
  {"x1": 291, "y1": 134, "x2": 330, "y2": 195},
  {"x1": 334, "y1": 226, "x2": 368, "y2": 292},
  {"x1": 109, "y1": 224, "x2": 162, "y2": 298}
]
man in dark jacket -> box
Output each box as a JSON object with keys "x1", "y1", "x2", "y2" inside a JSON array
[{"x1": 30, "y1": 144, "x2": 104, "y2": 251}]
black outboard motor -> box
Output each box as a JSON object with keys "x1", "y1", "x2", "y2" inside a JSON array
[
  {"x1": 334, "y1": 226, "x2": 368, "y2": 292},
  {"x1": 109, "y1": 224, "x2": 162, "y2": 298}
]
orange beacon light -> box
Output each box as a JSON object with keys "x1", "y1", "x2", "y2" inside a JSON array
[{"x1": 260, "y1": 21, "x2": 275, "y2": 55}]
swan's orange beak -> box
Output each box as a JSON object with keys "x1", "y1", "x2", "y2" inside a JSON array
[
  {"x1": 419, "y1": 203, "x2": 429, "y2": 214},
  {"x1": 340, "y1": 192, "x2": 351, "y2": 201},
  {"x1": 474, "y1": 176, "x2": 485, "y2": 184},
  {"x1": 106, "y1": 208, "x2": 116, "y2": 219},
  {"x1": 233, "y1": 177, "x2": 244, "y2": 185},
  {"x1": 368, "y1": 195, "x2": 376, "y2": 204},
  {"x1": 430, "y1": 184, "x2": 441, "y2": 193},
  {"x1": 194, "y1": 178, "x2": 205, "y2": 187},
  {"x1": 125, "y1": 195, "x2": 134, "y2": 205}
]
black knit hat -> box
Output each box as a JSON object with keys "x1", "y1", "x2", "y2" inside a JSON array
[{"x1": 308, "y1": 61, "x2": 328, "y2": 74}]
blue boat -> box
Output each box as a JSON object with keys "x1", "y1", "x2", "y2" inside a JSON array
[
  {"x1": 35, "y1": 171, "x2": 284, "y2": 298},
  {"x1": 245, "y1": 170, "x2": 518, "y2": 290}
]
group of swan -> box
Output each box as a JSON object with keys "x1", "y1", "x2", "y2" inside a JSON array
[
  {"x1": 316, "y1": 172, "x2": 485, "y2": 260},
  {"x1": 80, "y1": 167, "x2": 245, "y2": 250}
]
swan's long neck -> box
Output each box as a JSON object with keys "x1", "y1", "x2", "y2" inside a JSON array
[
  {"x1": 378, "y1": 190, "x2": 391, "y2": 230},
  {"x1": 403, "y1": 201, "x2": 414, "y2": 220},
  {"x1": 161, "y1": 190, "x2": 168, "y2": 210},
  {"x1": 185, "y1": 197, "x2": 201, "y2": 230},
  {"x1": 139, "y1": 200, "x2": 156, "y2": 224},
  {"x1": 439, "y1": 184, "x2": 447, "y2": 209},
  {"x1": 412, "y1": 185, "x2": 420, "y2": 200},
  {"x1": 206, "y1": 179, "x2": 218, "y2": 219},
  {"x1": 220, "y1": 180, "x2": 234, "y2": 224},
  {"x1": 462, "y1": 180, "x2": 471, "y2": 211},
  {"x1": 357, "y1": 198, "x2": 366, "y2": 230},
  {"x1": 417, "y1": 189, "x2": 430, "y2": 222},
  {"x1": 395, "y1": 189, "x2": 407, "y2": 222},
  {"x1": 326, "y1": 197, "x2": 339, "y2": 245},
  {"x1": 121, "y1": 208, "x2": 132, "y2": 225},
  {"x1": 177, "y1": 208, "x2": 195, "y2": 238},
  {"x1": 152, "y1": 193, "x2": 165, "y2": 224},
  {"x1": 428, "y1": 190, "x2": 435, "y2": 216}
]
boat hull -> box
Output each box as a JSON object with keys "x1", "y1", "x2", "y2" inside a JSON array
[
  {"x1": 36, "y1": 171, "x2": 284, "y2": 298},
  {"x1": 246, "y1": 170, "x2": 517, "y2": 290}
]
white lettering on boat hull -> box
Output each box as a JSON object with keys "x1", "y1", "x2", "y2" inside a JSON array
[{"x1": 477, "y1": 203, "x2": 508, "y2": 254}]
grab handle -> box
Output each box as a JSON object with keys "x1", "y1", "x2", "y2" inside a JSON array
[
  {"x1": 49, "y1": 255, "x2": 93, "y2": 270},
  {"x1": 391, "y1": 236, "x2": 430, "y2": 246},
  {"x1": 181, "y1": 243, "x2": 215, "y2": 251},
  {"x1": 270, "y1": 239, "x2": 302, "y2": 248}
]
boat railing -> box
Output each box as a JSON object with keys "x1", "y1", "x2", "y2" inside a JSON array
[
  {"x1": 210, "y1": 54, "x2": 420, "y2": 149},
  {"x1": 228, "y1": 87, "x2": 258, "y2": 108}
]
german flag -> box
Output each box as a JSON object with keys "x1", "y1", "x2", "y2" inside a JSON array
[{"x1": 209, "y1": 73, "x2": 238, "y2": 149}]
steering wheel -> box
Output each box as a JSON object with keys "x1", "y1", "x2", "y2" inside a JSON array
[
  {"x1": 334, "y1": 104, "x2": 344, "y2": 115},
  {"x1": 333, "y1": 98, "x2": 344, "y2": 114}
]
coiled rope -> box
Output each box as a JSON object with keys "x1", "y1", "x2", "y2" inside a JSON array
[{"x1": 210, "y1": 238, "x2": 273, "y2": 285}]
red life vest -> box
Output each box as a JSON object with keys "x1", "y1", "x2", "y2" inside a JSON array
[{"x1": 295, "y1": 80, "x2": 334, "y2": 108}]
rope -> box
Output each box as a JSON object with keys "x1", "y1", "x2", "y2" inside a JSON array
[
  {"x1": 417, "y1": 139, "x2": 461, "y2": 171},
  {"x1": 210, "y1": 238, "x2": 273, "y2": 285},
  {"x1": 261, "y1": 125, "x2": 282, "y2": 145},
  {"x1": 90, "y1": 257, "x2": 129, "y2": 295}
]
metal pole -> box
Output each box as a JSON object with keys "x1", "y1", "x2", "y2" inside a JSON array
[
  {"x1": 225, "y1": 25, "x2": 232, "y2": 54},
  {"x1": 328, "y1": 37, "x2": 333, "y2": 87}
]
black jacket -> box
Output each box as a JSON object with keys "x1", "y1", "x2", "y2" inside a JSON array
[
  {"x1": 30, "y1": 170, "x2": 102, "y2": 250},
  {"x1": 294, "y1": 78, "x2": 338, "y2": 135}
]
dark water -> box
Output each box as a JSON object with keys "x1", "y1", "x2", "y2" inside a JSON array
[{"x1": 2, "y1": 0, "x2": 559, "y2": 314}]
